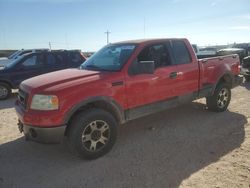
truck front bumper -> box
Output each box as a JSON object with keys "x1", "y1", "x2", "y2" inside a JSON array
[
  {"x1": 15, "y1": 100, "x2": 67, "y2": 144},
  {"x1": 232, "y1": 75, "x2": 243, "y2": 88},
  {"x1": 18, "y1": 120, "x2": 66, "y2": 144}
]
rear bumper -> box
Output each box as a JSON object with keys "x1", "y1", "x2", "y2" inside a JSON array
[
  {"x1": 18, "y1": 121, "x2": 66, "y2": 144},
  {"x1": 232, "y1": 75, "x2": 243, "y2": 88}
]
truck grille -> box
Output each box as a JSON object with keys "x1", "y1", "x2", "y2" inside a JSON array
[{"x1": 18, "y1": 89, "x2": 28, "y2": 109}]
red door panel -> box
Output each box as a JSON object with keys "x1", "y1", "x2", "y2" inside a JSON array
[{"x1": 125, "y1": 65, "x2": 179, "y2": 109}]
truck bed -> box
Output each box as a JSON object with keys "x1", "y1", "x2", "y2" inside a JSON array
[{"x1": 198, "y1": 54, "x2": 240, "y2": 90}]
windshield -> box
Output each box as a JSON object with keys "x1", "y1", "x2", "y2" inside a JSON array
[
  {"x1": 8, "y1": 51, "x2": 20, "y2": 59},
  {"x1": 5, "y1": 56, "x2": 22, "y2": 68},
  {"x1": 80, "y1": 44, "x2": 136, "y2": 71}
]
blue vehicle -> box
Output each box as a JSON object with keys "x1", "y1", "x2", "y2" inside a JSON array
[{"x1": 0, "y1": 50, "x2": 86, "y2": 99}]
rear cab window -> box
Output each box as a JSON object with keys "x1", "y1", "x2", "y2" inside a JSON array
[{"x1": 171, "y1": 40, "x2": 192, "y2": 65}]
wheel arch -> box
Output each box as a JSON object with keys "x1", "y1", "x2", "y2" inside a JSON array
[
  {"x1": 0, "y1": 79, "x2": 14, "y2": 89},
  {"x1": 212, "y1": 72, "x2": 233, "y2": 94},
  {"x1": 64, "y1": 96, "x2": 125, "y2": 136}
]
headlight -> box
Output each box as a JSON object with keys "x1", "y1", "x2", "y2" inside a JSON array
[{"x1": 30, "y1": 94, "x2": 59, "y2": 110}]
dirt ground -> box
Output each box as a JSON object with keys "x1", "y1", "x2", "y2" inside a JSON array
[{"x1": 0, "y1": 82, "x2": 249, "y2": 188}]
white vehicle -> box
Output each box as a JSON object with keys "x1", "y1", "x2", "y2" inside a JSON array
[
  {"x1": 197, "y1": 47, "x2": 217, "y2": 56},
  {"x1": 0, "y1": 49, "x2": 49, "y2": 66},
  {"x1": 191, "y1": 44, "x2": 199, "y2": 54},
  {"x1": 0, "y1": 57, "x2": 10, "y2": 66},
  {"x1": 191, "y1": 44, "x2": 218, "y2": 57}
]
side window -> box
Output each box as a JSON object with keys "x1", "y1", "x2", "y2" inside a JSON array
[
  {"x1": 172, "y1": 40, "x2": 191, "y2": 65},
  {"x1": 56, "y1": 52, "x2": 67, "y2": 64},
  {"x1": 46, "y1": 54, "x2": 57, "y2": 66},
  {"x1": 137, "y1": 43, "x2": 171, "y2": 68},
  {"x1": 21, "y1": 54, "x2": 44, "y2": 68},
  {"x1": 22, "y1": 56, "x2": 37, "y2": 67},
  {"x1": 69, "y1": 52, "x2": 82, "y2": 64}
]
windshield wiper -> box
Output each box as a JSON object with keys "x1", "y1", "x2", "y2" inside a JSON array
[
  {"x1": 85, "y1": 64, "x2": 100, "y2": 69},
  {"x1": 81, "y1": 64, "x2": 100, "y2": 70},
  {"x1": 81, "y1": 64, "x2": 117, "y2": 72}
]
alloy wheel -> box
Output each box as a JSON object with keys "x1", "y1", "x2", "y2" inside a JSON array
[
  {"x1": 217, "y1": 88, "x2": 229, "y2": 108},
  {"x1": 81, "y1": 120, "x2": 110, "y2": 152}
]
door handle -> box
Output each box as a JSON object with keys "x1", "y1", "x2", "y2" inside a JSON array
[{"x1": 169, "y1": 72, "x2": 178, "y2": 79}]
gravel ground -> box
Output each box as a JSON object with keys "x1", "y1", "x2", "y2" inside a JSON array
[{"x1": 0, "y1": 82, "x2": 249, "y2": 188}]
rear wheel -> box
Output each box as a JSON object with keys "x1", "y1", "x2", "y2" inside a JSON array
[
  {"x1": 206, "y1": 83, "x2": 231, "y2": 112},
  {"x1": 68, "y1": 109, "x2": 117, "y2": 159},
  {"x1": 0, "y1": 82, "x2": 11, "y2": 100}
]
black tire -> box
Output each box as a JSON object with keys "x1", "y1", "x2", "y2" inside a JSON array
[
  {"x1": 0, "y1": 82, "x2": 11, "y2": 100},
  {"x1": 68, "y1": 108, "x2": 117, "y2": 160},
  {"x1": 206, "y1": 83, "x2": 231, "y2": 112}
]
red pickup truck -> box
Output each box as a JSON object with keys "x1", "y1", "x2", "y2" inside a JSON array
[{"x1": 15, "y1": 38, "x2": 243, "y2": 159}]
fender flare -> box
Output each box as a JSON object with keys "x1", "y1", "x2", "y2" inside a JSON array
[
  {"x1": 63, "y1": 96, "x2": 126, "y2": 125},
  {"x1": 211, "y1": 71, "x2": 233, "y2": 94}
]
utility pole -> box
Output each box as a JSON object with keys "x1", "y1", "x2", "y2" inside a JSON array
[
  {"x1": 104, "y1": 30, "x2": 111, "y2": 44},
  {"x1": 49, "y1": 42, "x2": 51, "y2": 50}
]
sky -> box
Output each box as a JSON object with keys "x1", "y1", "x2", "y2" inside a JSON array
[{"x1": 0, "y1": 0, "x2": 250, "y2": 51}]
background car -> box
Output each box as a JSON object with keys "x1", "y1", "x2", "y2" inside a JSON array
[
  {"x1": 241, "y1": 56, "x2": 250, "y2": 81},
  {"x1": 197, "y1": 47, "x2": 218, "y2": 58},
  {"x1": 0, "y1": 50, "x2": 86, "y2": 99},
  {"x1": 217, "y1": 48, "x2": 247, "y2": 63},
  {"x1": 0, "y1": 49, "x2": 49, "y2": 67}
]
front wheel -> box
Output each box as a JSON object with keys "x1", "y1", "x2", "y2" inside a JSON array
[
  {"x1": 206, "y1": 83, "x2": 231, "y2": 112},
  {"x1": 68, "y1": 109, "x2": 117, "y2": 160}
]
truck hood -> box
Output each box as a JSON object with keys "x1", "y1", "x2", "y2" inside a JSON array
[{"x1": 22, "y1": 68, "x2": 104, "y2": 92}]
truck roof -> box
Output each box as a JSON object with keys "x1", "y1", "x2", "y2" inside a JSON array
[{"x1": 113, "y1": 38, "x2": 187, "y2": 45}]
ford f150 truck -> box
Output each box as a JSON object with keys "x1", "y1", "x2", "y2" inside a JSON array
[{"x1": 15, "y1": 38, "x2": 243, "y2": 159}]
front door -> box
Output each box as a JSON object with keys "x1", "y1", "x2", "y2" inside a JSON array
[{"x1": 125, "y1": 42, "x2": 179, "y2": 110}]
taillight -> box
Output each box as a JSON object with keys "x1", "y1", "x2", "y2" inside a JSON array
[{"x1": 238, "y1": 64, "x2": 241, "y2": 73}]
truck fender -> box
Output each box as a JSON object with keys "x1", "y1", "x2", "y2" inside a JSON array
[
  {"x1": 211, "y1": 72, "x2": 233, "y2": 95},
  {"x1": 63, "y1": 96, "x2": 126, "y2": 125}
]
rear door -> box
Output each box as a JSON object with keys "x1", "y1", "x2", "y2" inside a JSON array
[
  {"x1": 45, "y1": 53, "x2": 65, "y2": 72},
  {"x1": 170, "y1": 40, "x2": 199, "y2": 99}
]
